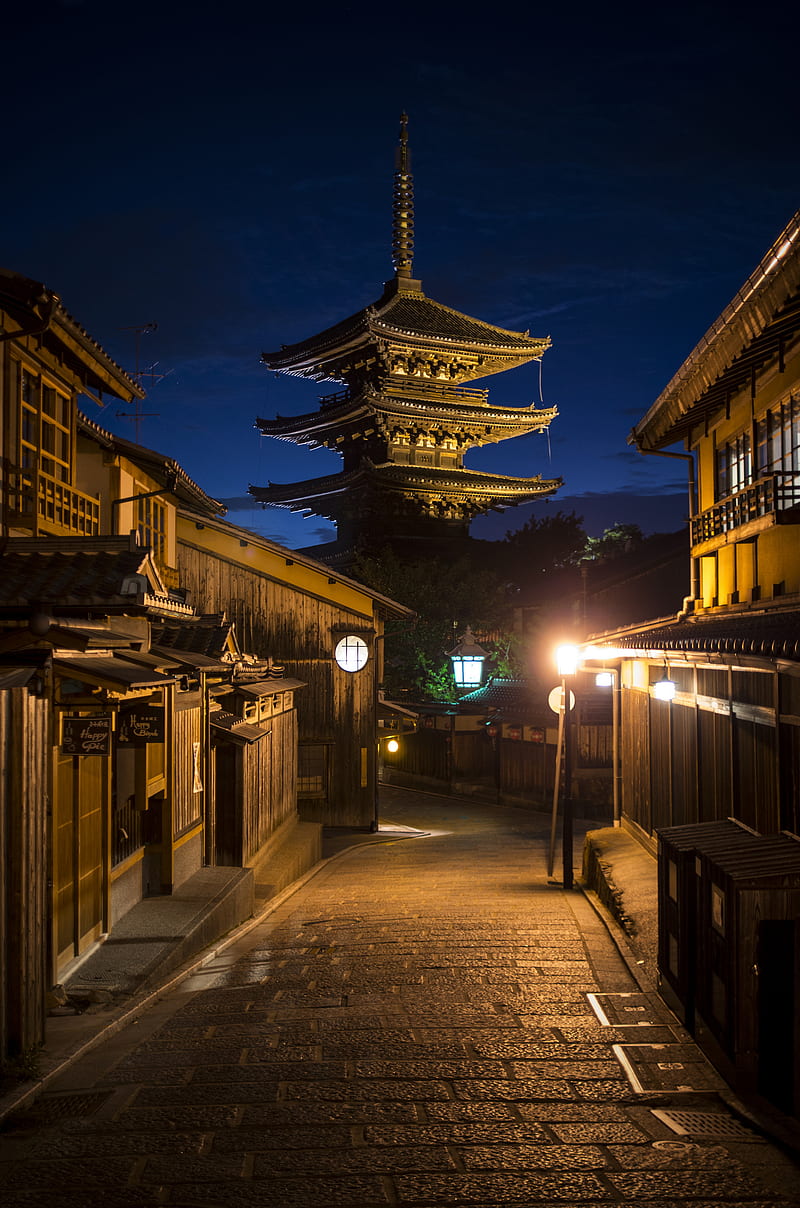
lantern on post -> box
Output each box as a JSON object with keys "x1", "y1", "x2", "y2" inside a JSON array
[{"x1": 449, "y1": 627, "x2": 489, "y2": 690}]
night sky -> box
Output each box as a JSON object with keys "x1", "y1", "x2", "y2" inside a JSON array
[{"x1": 4, "y1": 0, "x2": 799, "y2": 547}]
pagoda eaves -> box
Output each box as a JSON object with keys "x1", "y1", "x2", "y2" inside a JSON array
[{"x1": 263, "y1": 277, "x2": 551, "y2": 387}]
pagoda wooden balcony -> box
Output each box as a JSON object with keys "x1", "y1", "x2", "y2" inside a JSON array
[
  {"x1": 3, "y1": 461, "x2": 101, "y2": 537},
  {"x1": 691, "y1": 472, "x2": 800, "y2": 550}
]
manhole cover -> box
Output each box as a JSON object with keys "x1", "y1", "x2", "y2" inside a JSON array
[
  {"x1": 652, "y1": 1108, "x2": 760, "y2": 1140},
  {"x1": 587, "y1": 991, "x2": 672, "y2": 1027},
  {"x1": 613, "y1": 1043, "x2": 723, "y2": 1093}
]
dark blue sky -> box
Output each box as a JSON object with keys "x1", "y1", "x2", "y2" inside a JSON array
[{"x1": 5, "y1": 0, "x2": 799, "y2": 544}]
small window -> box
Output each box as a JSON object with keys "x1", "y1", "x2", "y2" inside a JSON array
[{"x1": 298, "y1": 744, "x2": 328, "y2": 797}]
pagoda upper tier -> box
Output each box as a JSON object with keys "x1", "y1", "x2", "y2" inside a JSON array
[
  {"x1": 262, "y1": 275, "x2": 551, "y2": 387},
  {"x1": 256, "y1": 378, "x2": 558, "y2": 470}
]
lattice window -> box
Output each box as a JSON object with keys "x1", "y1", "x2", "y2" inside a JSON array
[
  {"x1": 715, "y1": 431, "x2": 751, "y2": 499},
  {"x1": 137, "y1": 493, "x2": 167, "y2": 560},
  {"x1": 297, "y1": 744, "x2": 328, "y2": 797}
]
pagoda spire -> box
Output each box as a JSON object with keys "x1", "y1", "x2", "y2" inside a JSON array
[{"x1": 391, "y1": 113, "x2": 415, "y2": 279}]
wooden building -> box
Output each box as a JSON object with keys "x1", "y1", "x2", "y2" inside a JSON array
[
  {"x1": 175, "y1": 510, "x2": 413, "y2": 828},
  {"x1": 577, "y1": 209, "x2": 800, "y2": 847},
  {"x1": 253, "y1": 116, "x2": 560, "y2": 568},
  {"x1": 572, "y1": 211, "x2": 800, "y2": 1119}
]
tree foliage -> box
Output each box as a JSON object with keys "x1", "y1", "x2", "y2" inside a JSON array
[{"x1": 353, "y1": 545, "x2": 516, "y2": 701}]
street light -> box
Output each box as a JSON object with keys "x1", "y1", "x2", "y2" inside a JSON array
[
  {"x1": 555, "y1": 643, "x2": 580, "y2": 889},
  {"x1": 449, "y1": 627, "x2": 489, "y2": 690}
]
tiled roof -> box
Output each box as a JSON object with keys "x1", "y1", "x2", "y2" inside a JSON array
[
  {"x1": 78, "y1": 413, "x2": 225, "y2": 516},
  {"x1": 0, "y1": 545, "x2": 154, "y2": 608},
  {"x1": 263, "y1": 282, "x2": 549, "y2": 371},
  {"x1": 149, "y1": 615, "x2": 233, "y2": 659},
  {"x1": 251, "y1": 463, "x2": 561, "y2": 507},
  {"x1": 595, "y1": 605, "x2": 800, "y2": 662},
  {"x1": 458, "y1": 677, "x2": 536, "y2": 712}
]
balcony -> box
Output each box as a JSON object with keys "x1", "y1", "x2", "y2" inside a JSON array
[
  {"x1": 3, "y1": 462, "x2": 101, "y2": 536},
  {"x1": 692, "y1": 473, "x2": 800, "y2": 546}
]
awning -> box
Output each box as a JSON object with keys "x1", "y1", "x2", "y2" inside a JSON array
[
  {"x1": 210, "y1": 709, "x2": 271, "y2": 744},
  {"x1": 54, "y1": 654, "x2": 176, "y2": 692}
]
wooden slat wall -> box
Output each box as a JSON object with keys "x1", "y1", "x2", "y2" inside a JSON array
[
  {"x1": 1, "y1": 688, "x2": 48, "y2": 1064},
  {"x1": 178, "y1": 545, "x2": 377, "y2": 826},
  {"x1": 173, "y1": 703, "x2": 202, "y2": 837},
  {"x1": 622, "y1": 688, "x2": 651, "y2": 834}
]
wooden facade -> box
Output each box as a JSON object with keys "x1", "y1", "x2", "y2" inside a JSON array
[
  {"x1": 0, "y1": 679, "x2": 48, "y2": 1065},
  {"x1": 176, "y1": 515, "x2": 411, "y2": 828}
]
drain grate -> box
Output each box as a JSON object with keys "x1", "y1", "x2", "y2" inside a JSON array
[{"x1": 652, "y1": 1108, "x2": 760, "y2": 1140}]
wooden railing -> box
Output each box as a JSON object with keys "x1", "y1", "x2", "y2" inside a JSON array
[
  {"x1": 691, "y1": 474, "x2": 800, "y2": 545},
  {"x1": 2, "y1": 461, "x2": 101, "y2": 536}
]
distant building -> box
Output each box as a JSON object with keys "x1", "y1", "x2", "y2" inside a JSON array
[{"x1": 252, "y1": 116, "x2": 560, "y2": 568}]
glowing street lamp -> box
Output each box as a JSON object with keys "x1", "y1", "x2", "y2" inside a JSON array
[
  {"x1": 449, "y1": 627, "x2": 488, "y2": 690},
  {"x1": 653, "y1": 669, "x2": 676, "y2": 701}
]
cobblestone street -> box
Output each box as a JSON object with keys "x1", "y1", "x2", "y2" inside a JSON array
[{"x1": 2, "y1": 789, "x2": 799, "y2": 1207}]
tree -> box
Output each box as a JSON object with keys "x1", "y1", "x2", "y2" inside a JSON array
[
  {"x1": 584, "y1": 521, "x2": 644, "y2": 562},
  {"x1": 497, "y1": 510, "x2": 587, "y2": 591},
  {"x1": 353, "y1": 545, "x2": 516, "y2": 701}
]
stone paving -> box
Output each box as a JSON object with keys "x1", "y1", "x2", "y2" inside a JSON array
[{"x1": 1, "y1": 791, "x2": 799, "y2": 1207}]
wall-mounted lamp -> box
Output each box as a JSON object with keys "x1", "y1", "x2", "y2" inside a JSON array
[
  {"x1": 653, "y1": 669, "x2": 676, "y2": 701},
  {"x1": 386, "y1": 737, "x2": 400, "y2": 754}
]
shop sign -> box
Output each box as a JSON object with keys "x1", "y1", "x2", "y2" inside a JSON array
[
  {"x1": 118, "y1": 707, "x2": 165, "y2": 745},
  {"x1": 529, "y1": 726, "x2": 545, "y2": 744},
  {"x1": 62, "y1": 715, "x2": 112, "y2": 756}
]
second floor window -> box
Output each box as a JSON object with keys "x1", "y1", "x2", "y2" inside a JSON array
[
  {"x1": 716, "y1": 432, "x2": 751, "y2": 500},
  {"x1": 137, "y1": 494, "x2": 166, "y2": 560},
  {"x1": 755, "y1": 393, "x2": 800, "y2": 484},
  {"x1": 15, "y1": 361, "x2": 72, "y2": 484}
]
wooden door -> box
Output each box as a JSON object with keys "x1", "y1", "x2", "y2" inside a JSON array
[{"x1": 52, "y1": 750, "x2": 108, "y2": 979}]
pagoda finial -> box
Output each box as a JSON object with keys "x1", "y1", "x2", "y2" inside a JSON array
[{"x1": 391, "y1": 113, "x2": 415, "y2": 279}]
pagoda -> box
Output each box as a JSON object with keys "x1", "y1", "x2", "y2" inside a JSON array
[{"x1": 251, "y1": 116, "x2": 561, "y2": 567}]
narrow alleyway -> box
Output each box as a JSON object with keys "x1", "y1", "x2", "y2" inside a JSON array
[{"x1": 2, "y1": 789, "x2": 799, "y2": 1207}]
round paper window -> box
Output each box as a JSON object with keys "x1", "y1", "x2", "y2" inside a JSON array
[{"x1": 334, "y1": 635, "x2": 369, "y2": 672}]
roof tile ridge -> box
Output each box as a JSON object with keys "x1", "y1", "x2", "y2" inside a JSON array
[{"x1": 376, "y1": 290, "x2": 549, "y2": 344}]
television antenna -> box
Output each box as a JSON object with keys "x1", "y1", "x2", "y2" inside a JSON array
[{"x1": 117, "y1": 322, "x2": 173, "y2": 442}]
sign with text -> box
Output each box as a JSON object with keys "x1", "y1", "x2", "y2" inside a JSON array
[
  {"x1": 62, "y1": 715, "x2": 112, "y2": 756},
  {"x1": 118, "y1": 707, "x2": 165, "y2": 746}
]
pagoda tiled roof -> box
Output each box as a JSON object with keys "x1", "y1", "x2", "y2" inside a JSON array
[
  {"x1": 250, "y1": 462, "x2": 561, "y2": 509},
  {"x1": 263, "y1": 280, "x2": 550, "y2": 378},
  {"x1": 257, "y1": 388, "x2": 557, "y2": 443}
]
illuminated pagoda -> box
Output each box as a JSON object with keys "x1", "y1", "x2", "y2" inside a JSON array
[{"x1": 251, "y1": 116, "x2": 561, "y2": 567}]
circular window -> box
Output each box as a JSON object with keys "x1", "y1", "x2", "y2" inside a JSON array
[{"x1": 334, "y1": 635, "x2": 369, "y2": 672}]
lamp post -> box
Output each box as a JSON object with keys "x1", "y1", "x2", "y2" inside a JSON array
[
  {"x1": 556, "y1": 643, "x2": 580, "y2": 890},
  {"x1": 449, "y1": 627, "x2": 489, "y2": 692}
]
